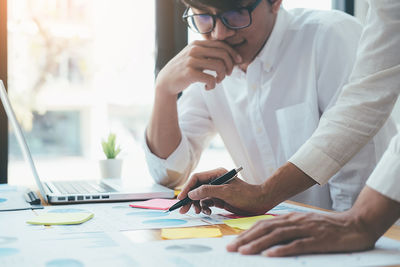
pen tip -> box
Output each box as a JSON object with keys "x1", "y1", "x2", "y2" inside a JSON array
[{"x1": 236, "y1": 166, "x2": 243, "y2": 172}]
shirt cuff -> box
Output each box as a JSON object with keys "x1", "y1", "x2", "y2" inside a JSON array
[
  {"x1": 142, "y1": 131, "x2": 191, "y2": 184},
  {"x1": 366, "y1": 147, "x2": 400, "y2": 203},
  {"x1": 288, "y1": 140, "x2": 343, "y2": 185}
]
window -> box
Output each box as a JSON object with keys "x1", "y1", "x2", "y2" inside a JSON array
[
  {"x1": 7, "y1": 0, "x2": 156, "y2": 186},
  {"x1": 283, "y1": 0, "x2": 331, "y2": 10}
]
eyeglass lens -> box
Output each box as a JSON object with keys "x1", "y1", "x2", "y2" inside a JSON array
[{"x1": 189, "y1": 9, "x2": 251, "y2": 33}]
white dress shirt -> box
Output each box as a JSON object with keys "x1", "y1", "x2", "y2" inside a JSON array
[
  {"x1": 289, "y1": 0, "x2": 400, "y2": 203},
  {"x1": 144, "y1": 8, "x2": 397, "y2": 210}
]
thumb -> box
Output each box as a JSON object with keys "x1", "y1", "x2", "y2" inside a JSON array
[{"x1": 188, "y1": 184, "x2": 225, "y2": 200}]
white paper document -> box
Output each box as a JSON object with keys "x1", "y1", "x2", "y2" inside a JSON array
[
  {"x1": 0, "y1": 230, "x2": 140, "y2": 267},
  {"x1": 1, "y1": 201, "x2": 400, "y2": 266},
  {"x1": 0, "y1": 185, "x2": 35, "y2": 212},
  {"x1": 26, "y1": 202, "x2": 218, "y2": 233},
  {"x1": 126, "y1": 235, "x2": 400, "y2": 267}
]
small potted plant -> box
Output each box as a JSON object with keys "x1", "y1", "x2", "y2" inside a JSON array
[{"x1": 99, "y1": 133, "x2": 123, "y2": 178}]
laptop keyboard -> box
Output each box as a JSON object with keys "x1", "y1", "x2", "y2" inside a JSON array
[{"x1": 52, "y1": 181, "x2": 116, "y2": 195}]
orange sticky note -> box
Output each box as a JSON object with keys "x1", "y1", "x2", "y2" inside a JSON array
[
  {"x1": 129, "y1": 198, "x2": 179, "y2": 210},
  {"x1": 161, "y1": 227, "x2": 222, "y2": 240}
]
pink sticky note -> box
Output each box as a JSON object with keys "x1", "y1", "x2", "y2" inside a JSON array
[{"x1": 129, "y1": 198, "x2": 179, "y2": 210}]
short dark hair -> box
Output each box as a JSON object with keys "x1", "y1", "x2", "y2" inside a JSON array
[
  {"x1": 180, "y1": 0, "x2": 273, "y2": 11},
  {"x1": 180, "y1": 0, "x2": 243, "y2": 10}
]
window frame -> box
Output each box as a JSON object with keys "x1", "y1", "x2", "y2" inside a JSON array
[{"x1": 0, "y1": 0, "x2": 8, "y2": 184}]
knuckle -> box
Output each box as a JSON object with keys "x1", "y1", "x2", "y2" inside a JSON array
[
  {"x1": 184, "y1": 67, "x2": 195, "y2": 78},
  {"x1": 291, "y1": 239, "x2": 306, "y2": 249},
  {"x1": 273, "y1": 228, "x2": 284, "y2": 238},
  {"x1": 234, "y1": 238, "x2": 246, "y2": 247},
  {"x1": 191, "y1": 40, "x2": 201, "y2": 46},
  {"x1": 201, "y1": 185, "x2": 212, "y2": 194},
  {"x1": 217, "y1": 167, "x2": 228, "y2": 173},
  {"x1": 252, "y1": 220, "x2": 263, "y2": 228},
  {"x1": 185, "y1": 57, "x2": 197, "y2": 67},
  {"x1": 247, "y1": 242, "x2": 258, "y2": 251}
]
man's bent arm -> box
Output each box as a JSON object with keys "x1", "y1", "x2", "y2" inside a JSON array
[
  {"x1": 260, "y1": 162, "x2": 317, "y2": 209},
  {"x1": 290, "y1": 0, "x2": 400, "y2": 185},
  {"x1": 146, "y1": 85, "x2": 182, "y2": 159}
]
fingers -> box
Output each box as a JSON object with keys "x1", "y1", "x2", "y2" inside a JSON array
[
  {"x1": 193, "y1": 201, "x2": 202, "y2": 214},
  {"x1": 179, "y1": 201, "x2": 192, "y2": 214},
  {"x1": 178, "y1": 168, "x2": 227, "y2": 200},
  {"x1": 264, "y1": 237, "x2": 316, "y2": 257},
  {"x1": 178, "y1": 200, "x2": 201, "y2": 214},
  {"x1": 200, "y1": 198, "x2": 216, "y2": 215},
  {"x1": 227, "y1": 216, "x2": 289, "y2": 252},
  {"x1": 157, "y1": 40, "x2": 242, "y2": 96},
  {"x1": 188, "y1": 184, "x2": 226, "y2": 201},
  {"x1": 190, "y1": 40, "x2": 242, "y2": 69},
  {"x1": 188, "y1": 46, "x2": 235, "y2": 76},
  {"x1": 183, "y1": 40, "x2": 241, "y2": 87},
  {"x1": 188, "y1": 174, "x2": 242, "y2": 201},
  {"x1": 239, "y1": 226, "x2": 309, "y2": 255}
]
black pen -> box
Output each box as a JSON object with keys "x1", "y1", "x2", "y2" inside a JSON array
[{"x1": 167, "y1": 166, "x2": 243, "y2": 213}]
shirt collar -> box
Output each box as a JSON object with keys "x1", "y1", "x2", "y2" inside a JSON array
[
  {"x1": 230, "y1": 8, "x2": 292, "y2": 77},
  {"x1": 257, "y1": 8, "x2": 292, "y2": 72}
]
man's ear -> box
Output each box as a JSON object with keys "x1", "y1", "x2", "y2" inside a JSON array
[{"x1": 270, "y1": 0, "x2": 282, "y2": 14}]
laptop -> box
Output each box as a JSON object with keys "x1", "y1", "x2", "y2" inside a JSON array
[{"x1": 0, "y1": 80, "x2": 174, "y2": 204}]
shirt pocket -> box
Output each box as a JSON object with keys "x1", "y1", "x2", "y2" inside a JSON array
[{"x1": 275, "y1": 102, "x2": 319, "y2": 159}]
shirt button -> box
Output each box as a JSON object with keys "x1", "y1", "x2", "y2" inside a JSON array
[
  {"x1": 256, "y1": 127, "x2": 262, "y2": 134},
  {"x1": 268, "y1": 167, "x2": 274, "y2": 173},
  {"x1": 251, "y1": 84, "x2": 257, "y2": 90}
]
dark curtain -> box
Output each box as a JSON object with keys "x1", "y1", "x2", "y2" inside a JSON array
[
  {"x1": 332, "y1": 0, "x2": 354, "y2": 16},
  {"x1": 155, "y1": 0, "x2": 188, "y2": 77}
]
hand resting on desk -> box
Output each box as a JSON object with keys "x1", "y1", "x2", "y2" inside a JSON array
[{"x1": 227, "y1": 186, "x2": 400, "y2": 257}]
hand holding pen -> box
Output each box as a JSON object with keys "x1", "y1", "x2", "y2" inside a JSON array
[
  {"x1": 168, "y1": 167, "x2": 243, "y2": 213},
  {"x1": 174, "y1": 166, "x2": 271, "y2": 216}
]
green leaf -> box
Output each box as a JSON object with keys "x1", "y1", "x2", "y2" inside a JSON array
[{"x1": 101, "y1": 133, "x2": 121, "y2": 159}]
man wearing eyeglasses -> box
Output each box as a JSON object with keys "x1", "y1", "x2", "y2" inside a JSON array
[{"x1": 144, "y1": 0, "x2": 396, "y2": 212}]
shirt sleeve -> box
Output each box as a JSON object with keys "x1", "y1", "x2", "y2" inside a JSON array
[
  {"x1": 367, "y1": 133, "x2": 400, "y2": 202},
  {"x1": 313, "y1": 14, "x2": 369, "y2": 211},
  {"x1": 142, "y1": 83, "x2": 217, "y2": 188},
  {"x1": 315, "y1": 11, "x2": 362, "y2": 113},
  {"x1": 289, "y1": 0, "x2": 400, "y2": 186}
]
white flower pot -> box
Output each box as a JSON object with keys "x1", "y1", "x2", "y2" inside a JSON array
[{"x1": 99, "y1": 159, "x2": 123, "y2": 179}]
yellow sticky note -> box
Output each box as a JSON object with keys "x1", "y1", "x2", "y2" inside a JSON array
[
  {"x1": 26, "y1": 212, "x2": 94, "y2": 225},
  {"x1": 224, "y1": 214, "x2": 275, "y2": 230},
  {"x1": 161, "y1": 227, "x2": 222, "y2": 240}
]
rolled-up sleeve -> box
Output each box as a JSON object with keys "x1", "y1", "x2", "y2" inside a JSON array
[{"x1": 142, "y1": 132, "x2": 192, "y2": 188}]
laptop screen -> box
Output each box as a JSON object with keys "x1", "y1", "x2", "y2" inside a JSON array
[{"x1": 0, "y1": 80, "x2": 48, "y2": 202}]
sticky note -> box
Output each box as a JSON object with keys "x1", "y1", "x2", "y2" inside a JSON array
[
  {"x1": 221, "y1": 213, "x2": 276, "y2": 219},
  {"x1": 26, "y1": 212, "x2": 94, "y2": 225},
  {"x1": 224, "y1": 214, "x2": 275, "y2": 230},
  {"x1": 130, "y1": 199, "x2": 179, "y2": 210},
  {"x1": 161, "y1": 227, "x2": 222, "y2": 240}
]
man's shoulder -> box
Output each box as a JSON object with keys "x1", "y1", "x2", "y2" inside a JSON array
[{"x1": 286, "y1": 8, "x2": 361, "y2": 32}]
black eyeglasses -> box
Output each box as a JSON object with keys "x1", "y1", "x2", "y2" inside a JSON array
[{"x1": 182, "y1": 0, "x2": 263, "y2": 34}]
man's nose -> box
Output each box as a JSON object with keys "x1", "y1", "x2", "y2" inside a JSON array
[{"x1": 211, "y1": 18, "x2": 235, "y2": 40}]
